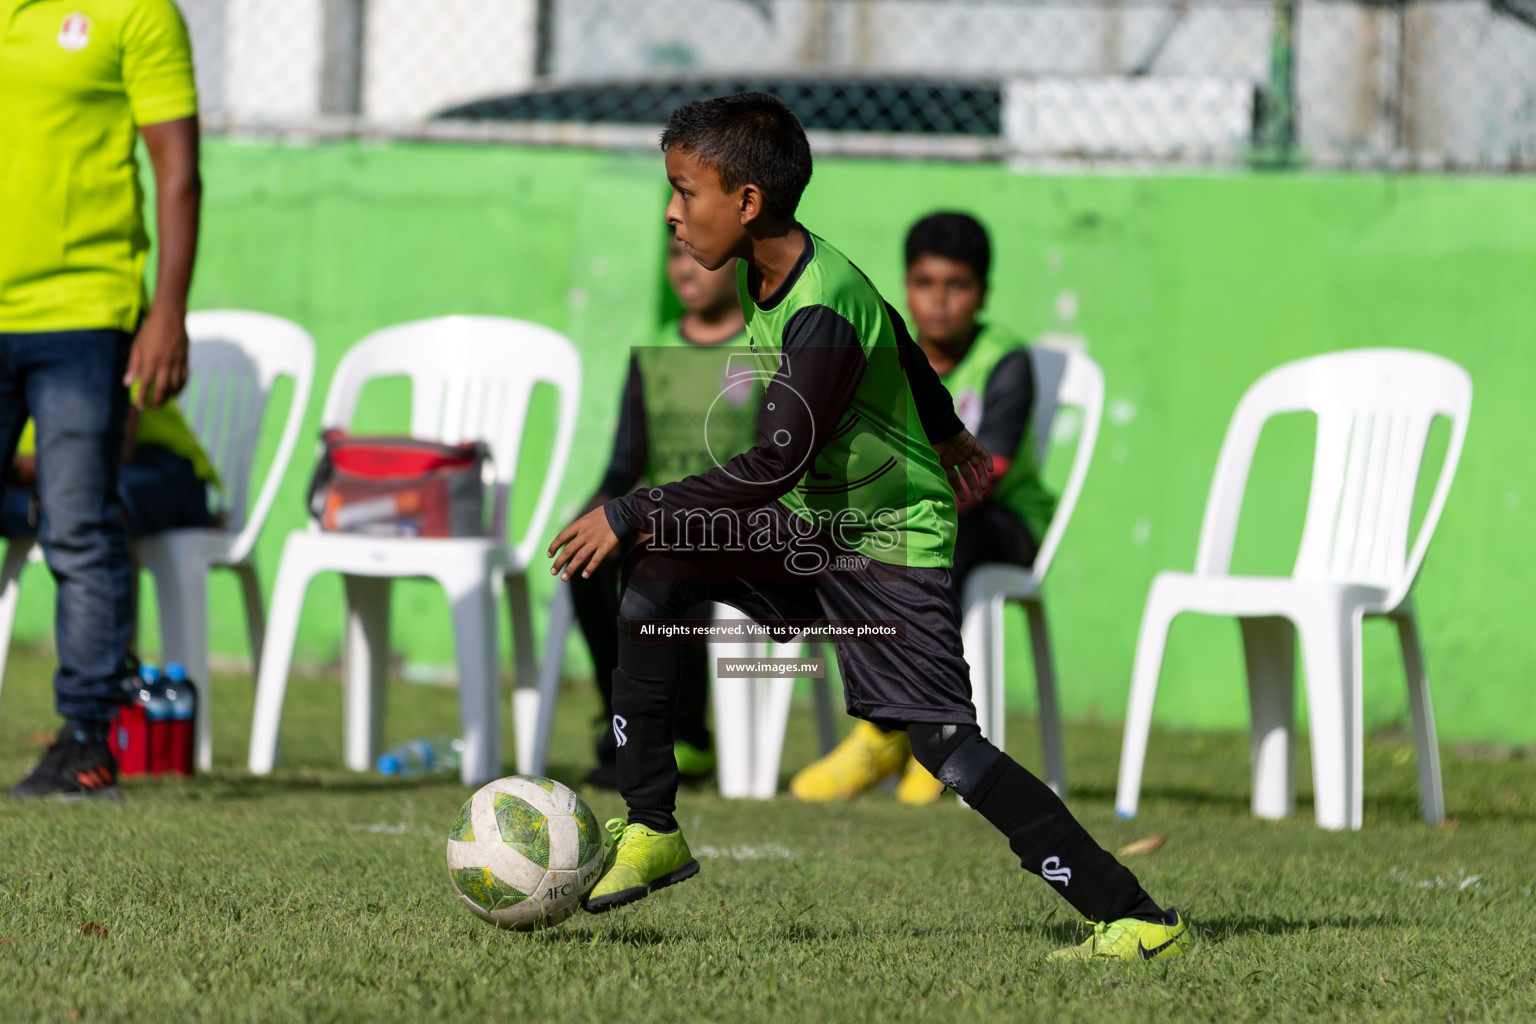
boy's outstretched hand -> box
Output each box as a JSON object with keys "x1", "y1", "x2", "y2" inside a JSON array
[
  {"x1": 548, "y1": 506, "x2": 621, "y2": 581},
  {"x1": 933, "y1": 428, "x2": 994, "y2": 504}
]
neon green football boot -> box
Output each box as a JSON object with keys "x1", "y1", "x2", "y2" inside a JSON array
[
  {"x1": 674, "y1": 740, "x2": 716, "y2": 782},
  {"x1": 1048, "y1": 910, "x2": 1191, "y2": 963},
  {"x1": 582, "y1": 818, "x2": 700, "y2": 914}
]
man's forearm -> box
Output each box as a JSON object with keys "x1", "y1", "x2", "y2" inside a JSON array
[
  {"x1": 144, "y1": 117, "x2": 201, "y2": 315},
  {"x1": 150, "y1": 164, "x2": 199, "y2": 315}
]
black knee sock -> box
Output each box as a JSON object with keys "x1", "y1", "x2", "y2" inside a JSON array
[
  {"x1": 611, "y1": 657, "x2": 681, "y2": 833},
  {"x1": 908, "y1": 723, "x2": 1162, "y2": 923},
  {"x1": 568, "y1": 558, "x2": 622, "y2": 761},
  {"x1": 674, "y1": 641, "x2": 712, "y2": 752},
  {"x1": 611, "y1": 595, "x2": 688, "y2": 832}
]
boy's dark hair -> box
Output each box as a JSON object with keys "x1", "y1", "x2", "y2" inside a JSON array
[
  {"x1": 905, "y1": 212, "x2": 992, "y2": 284},
  {"x1": 660, "y1": 92, "x2": 813, "y2": 220}
]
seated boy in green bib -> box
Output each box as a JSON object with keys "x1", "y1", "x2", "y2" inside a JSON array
[
  {"x1": 548, "y1": 92, "x2": 1190, "y2": 961},
  {"x1": 570, "y1": 228, "x2": 755, "y2": 789},
  {"x1": 793, "y1": 212, "x2": 1054, "y2": 805}
]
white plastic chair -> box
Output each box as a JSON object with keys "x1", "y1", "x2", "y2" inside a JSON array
[
  {"x1": 710, "y1": 613, "x2": 840, "y2": 799},
  {"x1": 1114, "y1": 348, "x2": 1471, "y2": 831},
  {"x1": 247, "y1": 316, "x2": 580, "y2": 786},
  {"x1": 0, "y1": 311, "x2": 315, "y2": 771},
  {"x1": 958, "y1": 344, "x2": 1104, "y2": 799}
]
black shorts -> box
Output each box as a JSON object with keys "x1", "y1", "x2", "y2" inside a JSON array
[{"x1": 620, "y1": 500, "x2": 977, "y2": 726}]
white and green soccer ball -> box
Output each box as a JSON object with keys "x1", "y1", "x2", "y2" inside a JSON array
[{"x1": 445, "y1": 775, "x2": 606, "y2": 931}]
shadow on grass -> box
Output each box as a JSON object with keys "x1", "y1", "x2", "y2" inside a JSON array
[
  {"x1": 1071, "y1": 781, "x2": 1498, "y2": 826},
  {"x1": 1196, "y1": 912, "x2": 1399, "y2": 939},
  {"x1": 532, "y1": 916, "x2": 872, "y2": 948},
  {"x1": 542, "y1": 925, "x2": 679, "y2": 948},
  {"x1": 165, "y1": 773, "x2": 470, "y2": 801},
  {"x1": 1034, "y1": 911, "x2": 1399, "y2": 948},
  {"x1": 1068, "y1": 782, "x2": 1252, "y2": 813},
  {"x1": 168, "y1": 753, "x2": 595, "y2": 798}
]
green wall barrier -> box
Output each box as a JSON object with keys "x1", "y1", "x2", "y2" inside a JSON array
[{"x1": 10, "y1": 139, "x2": 1533, "y2": 742}]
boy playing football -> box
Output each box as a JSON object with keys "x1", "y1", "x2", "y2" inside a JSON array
[{"x1": 548, "y1": 93, "x2": 1190, "y2": 961}]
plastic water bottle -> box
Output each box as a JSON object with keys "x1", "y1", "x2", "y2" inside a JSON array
[
  {"x1": 141, "y1": 664, "x2": 176, "y2": 774},
  {"x1": 140, "y1": 664, "x2": 170, "y2": 720},
  {"x1": 162, "y1": 663, "x2": 198, "y2": 776},
  {"x1": 377, "y1": 736, "x2": 464, "y2": 778},
  {"x1": 110, "y1": 663, "x2": 162, "y2": 775},
  {"x1": 164, "y1": 663, "x2": 197, "y2": 719}
]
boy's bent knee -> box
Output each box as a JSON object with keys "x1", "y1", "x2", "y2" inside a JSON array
[
  {"x1": 617, "y1": 584, "x2": 669, "y2": 625},
  {"x1": 907, "y1": 723, "x2": 1006, "y2": 804},
  {"x1": 617, "y1": 577, "x2": 705, "y2": 626}
]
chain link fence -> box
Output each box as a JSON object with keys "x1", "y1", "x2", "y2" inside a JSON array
[{"x1": 188, "y1": 0, "x2": 1536, "y2": 170}]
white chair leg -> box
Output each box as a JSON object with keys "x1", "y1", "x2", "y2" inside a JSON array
[
  {"x1": 446, "y1": 574, "x2": 501, "y2": 786},
  {"x1": 1114, "y1": 582, "x2": 1180, "y2": 818},
  {"x1": 712, "y1": 661, "x2": 756, "y2": 798},
  {"x1": 342, "y1": 575, "x2": 391, "y2": 774},
  {"x1": 527, "y1": 582, "x2": 573, "y2": 777},
  {"x1": 751, "y1": 637, "x2": 799, "y2": 799},
  {"x1": 960, "y1": 589, "x2": 993, "y2": 740},
  {"x1": 1392, "y1": 605, "x2": 1445, "y2": 825},
  {"x1": 140, "y1": 542, "x2": 214, "y2": 771},
  {"x1": 503, "y1": 572, "x2": 539, "y2": 776},
  {"x1": 1024, "y1": 598, "x2": 1067, "y2": 800},
  {"x1": 0, "y1": 539, "x2": 35, "y2": 699},
  {"x1": 987, "y1": 596, "x2": 1008, "y2": 752},
  {"x1": 712, "y1": 600, "x2": 757, "y2": 798},
  {"x1": 249, "y1": 549, "x2": 316, "y2": 775},
  {"x1": 234, "y1": 562, "x2": 266, "y2": 681},
  {"x1": 1297, "y1": 607, "x2": 1364, "y2": 831},
  {"x1": 1238, "y1": 616, "x2": 1297, "y2": 820}
]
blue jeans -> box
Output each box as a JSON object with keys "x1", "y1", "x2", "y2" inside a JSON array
[{"x1": 0, "y1": 329, "x2": 134, "y2": 721}]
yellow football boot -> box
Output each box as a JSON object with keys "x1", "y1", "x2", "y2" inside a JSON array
[
  {"x1": 789, "y1": 721, "x2": 911, "y2": 801},
  {"x1": 894, "y1": 754, "x2": 948, "y2": 805}
]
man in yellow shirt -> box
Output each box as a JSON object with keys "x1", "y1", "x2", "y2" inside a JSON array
[{"x1": 0, "y1": 0, "x2": 202, "y2": 800}]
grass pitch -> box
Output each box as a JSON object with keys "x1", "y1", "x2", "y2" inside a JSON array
[{"x1": 0, "y1": 647, "x2": 1532, "y2": 1023}]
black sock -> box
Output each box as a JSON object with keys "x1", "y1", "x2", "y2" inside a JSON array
[
  {"x1": 909, "y1": 723, "x2": 1162, "y2": 923},
  {"x1": 975, "y1": 758, "x2": 1164, "y2": 922},
  {"x1": 673, "y1": 640, "x2": 712, "y2": 752},
  {"x1": 612, "y1": 659, "x2": 681, "y2": 833},
  {"x1": 612, "y1": 594, "x2": 685, "y2": 833},
  {"x1": 610, "y1": 556, "x2": 724, "y2": 834},
  {"x1": 64, "y1": 718, "x2": 111, "y2": 744}
]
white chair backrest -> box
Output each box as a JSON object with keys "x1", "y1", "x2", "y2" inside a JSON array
[
  {"x1": 181, "y1": 311, "x2": 317, "y2": 562},
  {"x1": 319, "y1": 316, "x2": 582, "y2": 569},
  {"x1": 1026, "y1": 345, "x2": 1104, "y2": 586},
  {"x1": 1194, "y1": 348, "x2": 1471, "y2": 605}
]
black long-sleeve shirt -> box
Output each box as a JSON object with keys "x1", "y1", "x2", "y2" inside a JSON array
[{"x1": 603, "y1": 289, "x2": 961, "y2": 540}]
